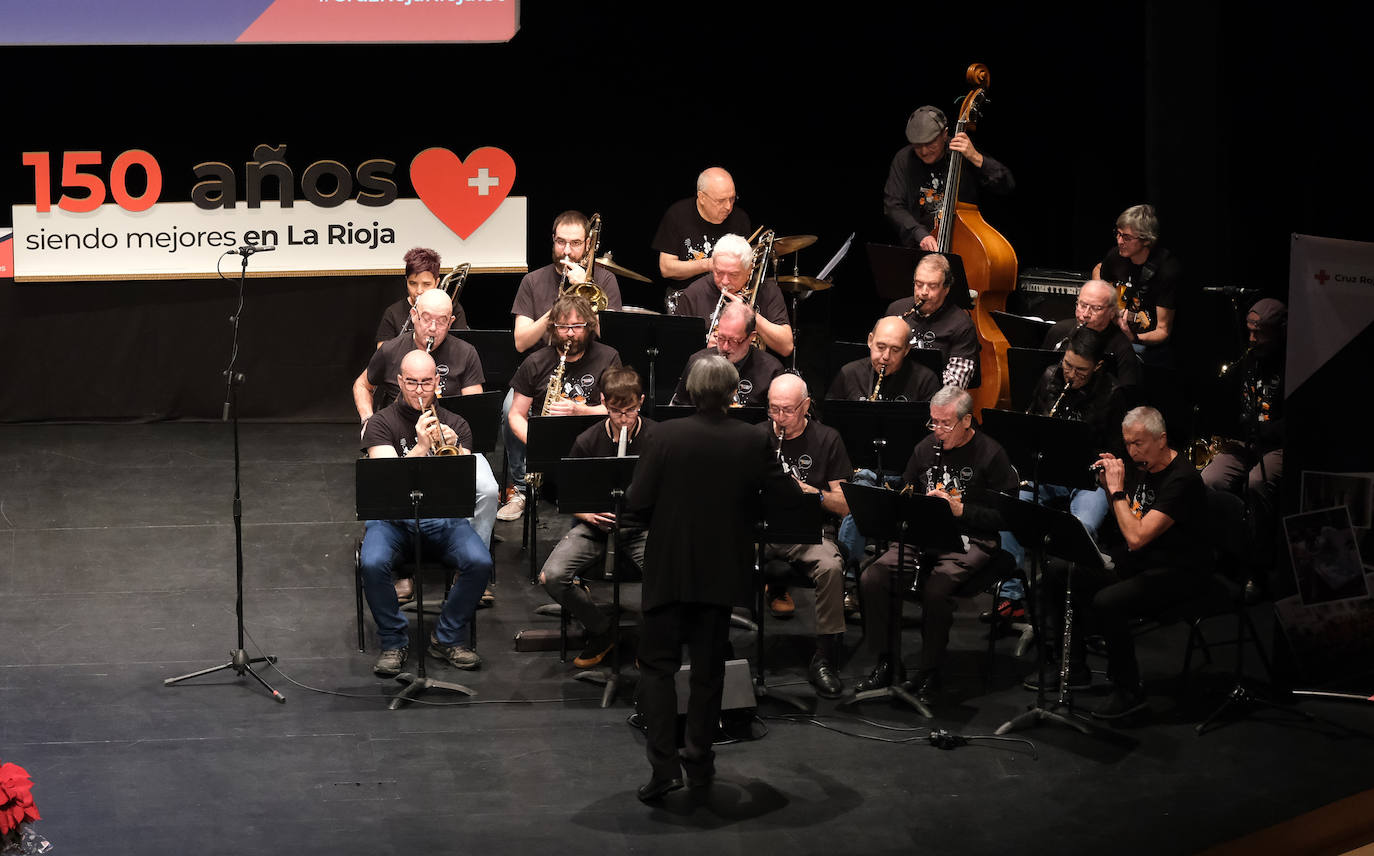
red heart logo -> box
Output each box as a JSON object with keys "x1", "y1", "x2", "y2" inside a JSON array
[{"x1": 410, "y1": 147, "x2": 516, "y2": 240}]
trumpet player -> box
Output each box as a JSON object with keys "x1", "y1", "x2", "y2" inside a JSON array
[
  {"x1": 885, "y1": 253, "x2": 978, "y2": 388},
  {"x1": 757, "y1": 373, "x2": 853, "y2": 699},
  {"x1": 512, "y1": 211, "x2": 622, "y2": 354},
  {"x1": 669, "y1": 233, "x2": 794, "y2": 357},
  {"x1": 827, "y1": 315, "x2": 941, "y2": 402},
  {"x1": 669, "y1": 303, "x2": 782, "y2": 408},
  {"x1": 374, "y1": 247, "x2": 469, "y2": 347},
  {"x1": 500, "y1": 295, "x2": 623, "y2": 521},
  {"x1": 359, "y1": 350, "x2": 494, "y2": 676}
]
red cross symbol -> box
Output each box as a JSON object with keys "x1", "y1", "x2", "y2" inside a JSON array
[{"x1": 1314, "y1": 269, "x2": 1331, "y2": 285}]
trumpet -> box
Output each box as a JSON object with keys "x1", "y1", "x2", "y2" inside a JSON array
[
  {"x1": 869, "y1": 365, "x2": 886, "y2": 401},
  {"x1": 422, "y1": 394, "x2": 461, "y2": 456},
  {"x1": 559, "y1": 214, "x2": 608, "y2": 313}
]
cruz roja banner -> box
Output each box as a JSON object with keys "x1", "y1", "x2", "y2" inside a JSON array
[{"x1": 9, "y1": 144, "x2": 526, "y2": 281}]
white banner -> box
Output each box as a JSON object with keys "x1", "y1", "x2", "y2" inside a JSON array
[
  {"x1": 10, "y1": 197, "x2": 527, "y2": 281},
  {"x1": 1287, "y1": 234, "x2": 1374, "y2": 396}
]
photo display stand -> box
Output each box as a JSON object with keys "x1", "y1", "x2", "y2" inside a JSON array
[
  {"x1": 523, "y1": 414, "x2": 603, "y2": 581},
  {"x1": 752, "y1": 491, "x2": 824, "y2": 712},
  {"x1": 356, "y1": 454, "x2": 477, "y2": 710},
  {"x1": 598, "y1": 311, "x2": 705, "y2": 414},
  {"x1": 436, "y1": 391, "x2": 503, "y2": 454},
  {"x1": 555, "y1": 454, "x2": 641, "y2": 708},
  {"x1": 824, "y1": 400, "x2": 930, "y2": 477},
  {"x1": 840, "y1": 484, "x2": 964, "y2": 717}
]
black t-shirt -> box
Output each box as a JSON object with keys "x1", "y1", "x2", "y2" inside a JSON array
[
  {"x1": 510, "y1": 263, "x2": 623, "y2": 323},
  {"x1": 569, "y1": 416, "x2": 658, "y2": 529},
  {"x1": 361, "y1": 399, "x2": 473, "y2": 458},
  {"x1": 1109, "y1": 451, "x2": 1209, "y2": 575},
  {"x1": 1098, "y1": 245, "x2": 1183, "y2": 335},
  {"x1": 901, "y1": 430, "x2": 1017, "y2": 543},
  {"x1": 366, "y1": 333, "x2": 485, "y2": 408},
  {"x1": 1041, "y1": 318, "x2": 1142, "y2": 389},
  {"x1": 374, "y1": 296, "x2": 469, "y2": 345},
  {"x1": 671, "y1": 346, "x2": 783, "y2": 408},
  {"x1": 511, "y1": 340, "x2": 622, "y2": 414},
  {"x1": 759, "y1": 419, "x2": 852, "y2": 521},
  {"x1": 882, "y1": 147, "x2": 1015, "y2": 247},
  {"x1": 826, "y1": 356, "x2": 941, "y2": 402},
  {"x1": 885, "y1": 297, "x2": 979, "y2": 374},
  {"x1": 1219, "y1": 344, "x2": 1284, "y2": 451},
  {"x1": 671, "y1": 273, "x2": 790, "y2": 328},
  {"x1": 1027, "y1": 365, "x2": 1127, "y2": 454},
  {"x1": 651, "y1": 197, "x2": 752, "y2": 264}
]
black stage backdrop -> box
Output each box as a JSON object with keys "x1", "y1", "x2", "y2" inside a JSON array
[{"x1": 1, "y1": 4, "x2": 1370, "y2": 423}]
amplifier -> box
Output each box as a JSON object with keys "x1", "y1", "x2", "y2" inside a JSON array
[{"x1": 1009, "y1": 267, "x2": 1088, "y2": 321}]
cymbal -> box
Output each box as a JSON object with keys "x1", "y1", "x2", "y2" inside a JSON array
[
  {"x1": 771, "y1": 234, "x2": 818, "y2": 256},
  {"x1": 616, "y1": 305, "x2": 661, "y2": 315},
  {"x1": 776, "y1": 275, "x2": 833, "y2": 294},
  {"x1": 596, "y1": 253, "x2": 651, "y2": 283}
]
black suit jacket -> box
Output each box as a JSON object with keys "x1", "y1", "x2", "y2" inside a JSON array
[{"x1": 627, "y1": 411, "x2": 800, "y2": 611}]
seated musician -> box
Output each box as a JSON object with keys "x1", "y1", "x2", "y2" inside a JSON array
[
  {"x1": 652, "y1": 166, "x2": 752, "y2": 283},
  {"x1": 885, "y1": 253, "x2": 979, "y2": 389},
  {"x1": 1041, "y1": 279, "x2": 1143, "y2": 392},
  {"x1": 1091, "y1": 204, "x2": 1183, "y2": 366},
  {"x1": 828, "y1": 315, "x2": 941, "y2": 402},
  {"x1": 668, "y1": 233, "x2": 794, "y2": 357},
  {"x1": 670, "y1": 303, "x2": 782, "y2": 408},
  {"x1": 512, "y1": 211, "x2": 622, "y2": 354},
  {"x1": 359, "y1": 350, "x2": 494, "y2": 676},
  {"x1": 353, "y1": 289, "x2": 496, "y2": 550},
  {"x1": 1030, "y1": 406, "x2": 1209, "y2": 719},
  {"x1": 758, "y1": 373, "x2": 852, "y2": 698},
  {"x1": 373, "y1": 247, "x2": 469, "y2": 348},
  {"x1": 883, "y1": 104, "x2": 1015, "y2": 252},
  {"x1": 537, "y1": 366, "x2": 655, "y2": 669},
  {"x1": 503, "y1": 294, "x2": 623, "y2": 519},
  {"x1": 856, "y1": 386, "x2": 1017, "y2": 700}
]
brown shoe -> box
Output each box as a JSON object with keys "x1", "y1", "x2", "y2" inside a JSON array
[
  {"x1": 573, "y1": 629, "x2": 616, "y2": 668},
  {"x1": 769, "y1": 591, "x2": 796, "y2": 618},
  {"x1": 394, "y1": 577, "x2": 414, "y2": 603}
]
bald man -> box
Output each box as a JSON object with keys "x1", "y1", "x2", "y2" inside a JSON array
[
  {"x1": 756, "y1": 373, "x2": 852, "y2": 698},
  {"x1": 1041, "y1": 279, "x2": 1143, "y2": 390},
  {"x1": 355, "y1": 289, "x2": 485, "y2": 419},
  {"x1": 359, "y1": 350, "x2": 494, "y2": 676},
  {"x1": 828, "y1": 315, "x2": 942, "y2": 401},
  {"x1": 652, "y1": 167, "x2": 753, "y2": 282}
]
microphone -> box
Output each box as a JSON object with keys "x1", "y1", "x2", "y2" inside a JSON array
[
  {"x1": 230, "y1": 245, "x2": 277, "y2": 255},
  {"x1": 1201, "y1": 286, "x2": 1258, "y2": 296}
]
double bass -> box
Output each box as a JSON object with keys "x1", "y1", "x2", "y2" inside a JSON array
[{"x1": 932, "y1": 63, "x2": 1017, "y2": 417}]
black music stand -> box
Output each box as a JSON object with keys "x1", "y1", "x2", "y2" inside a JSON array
[
  {"x1": 598, "y1": 311, "x2": 705, "y2": 412},
  {"x1": 993, "y1": 311, "x2": 1054, "y2": 350},
  {"x1": 355, "y1": 455, "x2": 478, "y2": 710},
  {"x1": 979, "y1": 409, "x2": 1097, "y2": 494},
  {"x1": 839, "y1": 485, "x2": 964, "y2": 717},
  {"x1": 824, "y1": 400, "x2": 930, "y2": 477},
  {"x1": 1006, "y1": 349, "x2": 1063, "y2": 413},
  {"x1": 652, "y1": 404, "x2": 769, "y2": 425},
  {"x1": 450, "y1": 329, "x2": 522, "y2": 390},
  {"x1": 866, "y1": 245, "x2": 972, "y2": 309},
  {"x1": 437, "y1": 391, "x2": 503, "y2": 454},
  {"x1": 523, "y1": 414, "x2": 603, "y2": 581},
  {"x1": 752, "y1": 492, "x2": 825, "y2": 711},
  {"x1": 555, "y1": 455, "x2": 641, "y2": 708},
  {"x1": 990, "y1": 496, "x2": 1106, "y2": 736}
]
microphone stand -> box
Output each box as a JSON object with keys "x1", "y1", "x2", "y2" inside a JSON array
[{"x1": 165, "y1": 248, "x2": 283, "y2": 702}]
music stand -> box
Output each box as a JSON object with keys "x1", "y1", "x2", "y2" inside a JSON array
[
  {"x1": 1005, "y1": 349, "x2": 1063, "y2": 413},
  {"x1": 866, "y1": 244, "x2": 972, "y2": 310},
  {"x1": 823, "y1": 400, "x2": 930, "y2": 477},
  {"x1": 839, "y1": 484, "x2": 964, "y2": 717},
  {"x1": 993, "y1": 311, "x2": 1054, "y2": 350},
  {"x1": 523, "y1": 414, "x2": 603, "y2": 581},
  {"x1": 979, "y1": 409, "x2": 1098, "y2": 493},
  {"x1": 437, "y1": 391, "x2": 503, "y2": 454},
  {"x1": 988, "y1": 495, "x2": 1107, "y2": 736},
  {"x1": 355, "y1": 455, "x2": 477, "y2": 710},
  {"x1": 555, "y1": 455, "x2": 641, "y2": 708},
  {"x1": 450, "y1": 329, "x2": 522, "y2": 390},
  {"x1": 752, "y1": 492, "x2": 825, "y2": 711},
  {"x1": 598, "y1": 311, "x2": 705, "y2": 412},
  {"x1": 652, "y1": 404, "x2": 769, "y2": 425}
]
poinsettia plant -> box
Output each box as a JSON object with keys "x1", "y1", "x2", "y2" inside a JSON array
[{"x1": 0, "y1": 761, "x2": 41, "y2": 838}]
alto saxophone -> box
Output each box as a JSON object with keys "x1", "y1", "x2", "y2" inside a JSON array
[
  {"x1": 869, "y1": 365, "x2": 886, "y2": 401},
  {"x1": 528, "y1": 341, "x2": 571, "y2": 491}
]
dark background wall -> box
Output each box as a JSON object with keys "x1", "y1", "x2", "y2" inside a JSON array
[{"x1": 2, "y1": 3, "x2": 1369, "y2": 424}]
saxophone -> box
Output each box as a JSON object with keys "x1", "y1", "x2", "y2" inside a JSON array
[
  {"x1": 868, "y1": 365, "x2": 886, "y2": 401},
  {"x1": 528, "y1": 341, "x2": 571, "y2": 490}
]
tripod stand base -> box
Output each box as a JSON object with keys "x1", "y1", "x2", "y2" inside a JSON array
[
  {"x1": 164, "y1": 650, "x2": 285, "y2": 703},
  {"x1": 574, "y1": 668, "x2": 620, "y2": 708},
  {"x1": 1196, "y1": 682, "x2": 1303, "y2": 736},
  {"x1": 754, "y1": 680, "x2": 812, "y2": 712},
  {"x1": 996, "y1": 701, "x2": 1092, "y2": 735},
  {"x1": 388, "y1": 671, "x2": 475, "y2": 710},
  {"x1": 850, "y1": 682, "x2": 934, "y2": 718}
]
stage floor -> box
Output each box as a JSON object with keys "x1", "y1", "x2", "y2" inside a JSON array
[{"x1": 1, "y1": 422, "x2": 1371, "y2": 855}]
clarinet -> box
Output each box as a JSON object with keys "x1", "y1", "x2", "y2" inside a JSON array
[
  {"x1": 1052, "y1": 322, "x2": 1084, "y2": 351},
  {"x1": 926, "y1": 439, "x2": 943, "y2": 493}
]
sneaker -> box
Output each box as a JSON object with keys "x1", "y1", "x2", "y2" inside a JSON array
[
  {"x1": 1022, "y1": 664, "x2": 1093, "y2": 692},
  {"x1": 428, "y1": 636, "x2": 482, "y2": 670},
  {"x1": 394, "y1": 577, "x2": 414, "y2": 603},
  {"x1": 573, "y1": 628, "x2": 616, "y2": 668},
  {"x1": 1092, "y1": 686, "x2": 1148, "y2": 720},
  {"x1": 979, "y1": 597, "x2": 1026, "y2": 624},
  {"x1": 769, "y1": 591, "x2": 796, "y2": 618},
  {"x1": 496, "y1": 487, "x2": 526, "y2": 521},
  {"x1": 373, "y1": 646, "x2": 408, "y2": 677}
]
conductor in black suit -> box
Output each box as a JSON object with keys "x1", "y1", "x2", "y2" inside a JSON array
[{"x1": 627, "y1": 355, "x2": 798, "y2": 802}]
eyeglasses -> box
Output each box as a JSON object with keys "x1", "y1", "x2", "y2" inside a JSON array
[
  {"x1": 767, "y1": 399, "x2": 809, "y2": 418},
  {"x1": 1060, "y1": 359, "x2": 1093, "y2": 377},
  {"x1": 553, "y1": 322, "x2": 589, "y2": 332},
  {"x1": 1114, "y1": 229, "x2": 1142, "y2": 243},
  {"x1": 1075, "y1": 300, "x2": 1110, "y2": 314},
  {"x1": 553, "y1": 237, "x2": 585, "y2": 250},
  {"x1": 400, "y1": 378, "x2": 437, "y2": 390},
  {"x1": 607, "y1": 406, "x2": 640, "y2": 418},
  {"x1": 415, "y1": 312, "x2": 452, "y2": 328},
  {"x1": 926, "y1": 416, "x2": 965, "y2": 432},
  {"x1": 715, "y1": 334, "x2": 748, "y2": 348}
]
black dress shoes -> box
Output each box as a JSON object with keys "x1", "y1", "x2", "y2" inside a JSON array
[
  {"x1": 808, "y1": 654, "x2": 844, "y2": 699},
  {"x1": 906, "y1": 667, "x2": 942, "y2": 698},
  {"x1": 637, "y1": 776, "x2": 683, "y2": 803},
  {"x1": 853, "y1": 657, "x2": 892, "y2": 693}
]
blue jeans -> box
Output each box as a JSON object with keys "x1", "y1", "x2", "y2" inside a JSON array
[
  {"x1": 837, "y1": 468, "x2": 903, "y2": 564},
  {"x1": 472, "y1": 452, "x2": 498, "y2": 548},
  {"x1": 360, "y1": 517, "x2": 493, "y2": 650},
  {"x1": 1000, "y1": 483, "x2": 1108, "y2": 571},
  {"x1": 503, "y1": 388, "x2": 527, "y2": 486}
]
